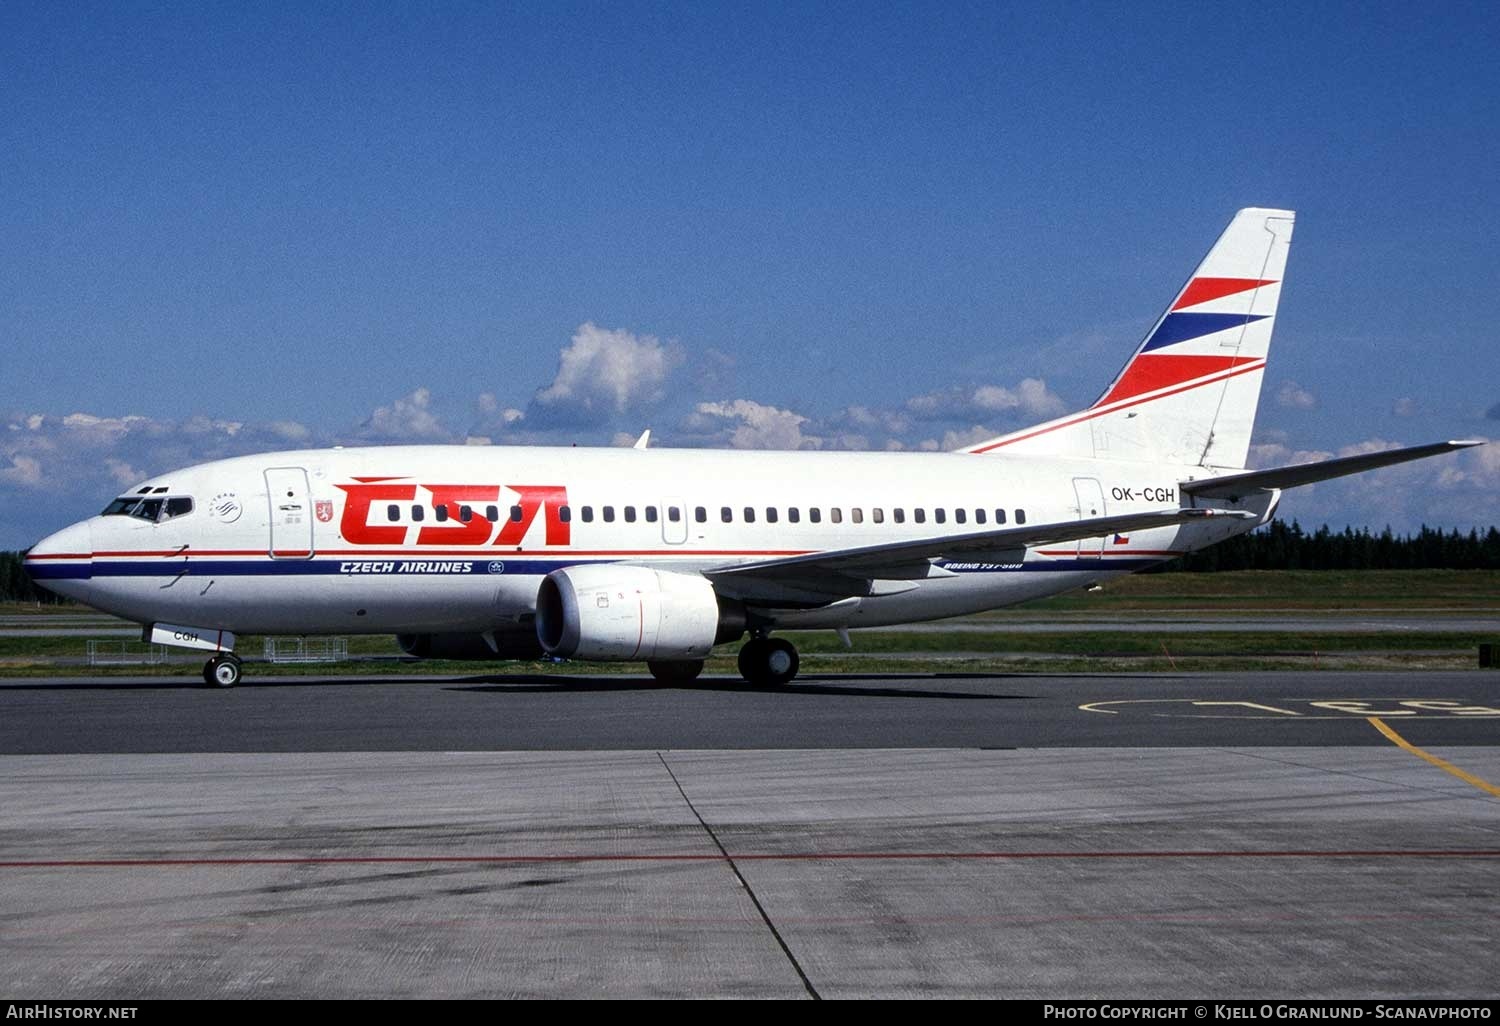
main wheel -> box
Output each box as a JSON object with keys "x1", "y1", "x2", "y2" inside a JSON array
[
  {"x1": 647, "y1": 659, "x2": 704, "y2": 684},
  {"x1": 737, "y1": 637, "x2": 799, "y2": 685},
  {"x1": 737, "y1": 638, "x2": 767, "y2": 681},
  {"x1": 204, "y1": 655, "x2": 242, "y2": 689}
]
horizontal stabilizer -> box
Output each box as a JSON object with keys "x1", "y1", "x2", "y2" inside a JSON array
[{"x1": 1181, "y1": 440, "x2": 1484, "y2": 499}]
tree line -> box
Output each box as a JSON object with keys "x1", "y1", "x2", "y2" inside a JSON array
[
  {"x1": 5, "y1": 522, "x2": 1500, "y2": 602},
  {"x1": 1, "y1": 550, "x2": 66, "y2": 604},
  {"x1": 1162, "y1": 521, "x2": 1500, "y2": 572}
]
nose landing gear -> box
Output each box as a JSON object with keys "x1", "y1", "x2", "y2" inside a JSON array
[
  {"x1": 203, "y1": 654, "x2": 243, "y2": 688},
  {"x1": 737, "y1": 635, "x2": 800, "y2": 686}
]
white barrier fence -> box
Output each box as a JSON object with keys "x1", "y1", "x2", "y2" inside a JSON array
[
  {"x1": 82, "y1": 637, "x2": 351, "y2": 666},
  {"x1": 262, "y1": 636, "x2": 350, "y2": 664},
  {"x1": 85, "y1": 640, "x2": 172, "y2": 666}
]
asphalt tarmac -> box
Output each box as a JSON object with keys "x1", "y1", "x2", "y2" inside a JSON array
[
  {"x1": 1, "y1": 669, "x2": 1497, "y2": 998},
  {"x1": 0, "y1": 669, "x2": 1497, "y2": 751}
]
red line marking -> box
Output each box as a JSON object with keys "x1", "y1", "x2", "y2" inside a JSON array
[
  {"x1": 2, "y1": 850, "x2": 1496, "y2": 869},
  {"x1": 969, "y1": 361, "x2": 1265, "y2": 454},
  {"x1": 1034, "y1": 549, "x2": 1184, "y2": 557}
]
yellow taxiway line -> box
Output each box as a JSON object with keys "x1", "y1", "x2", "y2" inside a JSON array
[{"x1": 1367, "y1": 717, "x2": 1500, "y2": 799}]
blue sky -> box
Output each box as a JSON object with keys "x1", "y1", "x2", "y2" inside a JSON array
[{"x1": 3, "y1": 2, "x2": 1498, "y2": 548}]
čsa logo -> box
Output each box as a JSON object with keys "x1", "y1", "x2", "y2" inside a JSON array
[{"x1": 335, "y1": 478, "x2": 570, "y2": 547}]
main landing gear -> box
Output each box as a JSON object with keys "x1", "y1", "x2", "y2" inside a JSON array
[
  {"x1": 737, "y1": 636, "x2": 799, "y2": 686},
  {"x1": 202, "y1": 654, "x2": 242, "y2": 688}
]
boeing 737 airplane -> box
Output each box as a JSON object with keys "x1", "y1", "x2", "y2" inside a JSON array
[{"x1": 23, "y1": 209, "x2": 1481, "y2": 687}]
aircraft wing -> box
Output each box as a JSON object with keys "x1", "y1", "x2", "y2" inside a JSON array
[
  {"x1": 703, "y1": 507, "x2": 1253, "y2": 602},
  {"x1": 1181, "y1": 440, "x2": 1483, "y2": 500}
]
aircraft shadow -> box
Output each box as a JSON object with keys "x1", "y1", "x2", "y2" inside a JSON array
[
  {"x1": 449, "y1": 674, "x2": 1031, "y2": 700},
  {"x1": 0, "y1": 668, "x2": 1163, "y2": 694}
]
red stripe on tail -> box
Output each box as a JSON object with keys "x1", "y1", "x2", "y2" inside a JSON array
[
  {"x1": 1171, "y1": 277, "x2": 1276, "y2": 311},
  {"x1": 1097, "y1": 354, "x2": 1258, "y2": 407}
]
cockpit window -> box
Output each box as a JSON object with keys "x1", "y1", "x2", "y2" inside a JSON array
[{"x1": 101, "y1": 496, "x2": 193, "y2": 522}]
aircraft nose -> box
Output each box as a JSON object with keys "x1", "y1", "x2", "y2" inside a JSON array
[{"x1": 23, "y1": 520, "x2": 94, "y2": 603}]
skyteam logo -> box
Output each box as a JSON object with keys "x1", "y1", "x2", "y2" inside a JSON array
[{"x1": 208, "y1": 493, "x2": 243, "y2": 524}]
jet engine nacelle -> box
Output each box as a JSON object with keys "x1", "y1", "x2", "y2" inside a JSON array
[
  {"x1": 536, "y1": 565, "x2": 740, "y2": 661},
  {"x1": 396, "y1": 629, "x2": 544, "y2": 661}
]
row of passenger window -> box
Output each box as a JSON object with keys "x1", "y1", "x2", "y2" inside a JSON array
[
  {"x1": 383, "y1": 503, "x2": 1028, "y2": 527},
  {"x1": 387, "y1": 504, "x2": 525, "y2": 524},
  {"x1": 701, "y1": 505, "x2": 1027, "y2": 527}
]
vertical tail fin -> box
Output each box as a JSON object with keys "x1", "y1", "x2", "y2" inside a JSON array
[{"x1": 965, "y1": 208, "x2": 1295, "y2": 468}]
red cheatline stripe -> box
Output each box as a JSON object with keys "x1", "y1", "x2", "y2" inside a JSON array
[
  {"x1": 1171, "y1": 277, "x2": 1277, "y2": 310},
  {"x1": 2, "y1": 850, "x2": 1497, "y2": 869},
  {"x1": 969, "y1": 360, "x2": 1264, "y2": 454},
  {"x1": 1034, "y1": 549, "x2": 1184, "y2": 557}
]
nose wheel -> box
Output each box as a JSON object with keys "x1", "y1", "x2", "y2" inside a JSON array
[
  {"x1": 737, "y1": 637, "x2": 799, "y2": 685},
  {"x1": 203, "y1": 654, "x2": 242, "y2": 688}
]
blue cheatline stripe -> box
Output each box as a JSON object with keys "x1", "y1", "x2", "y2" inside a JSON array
[
  {"x1": 1141, "y1": 312, "x2": 1268, "y2": 352},
  {"x1": 23, "y1": 562, "x2": 93, "y2": 580},
  {"x1": 26, "y1": 555, "x2": 1170, "y2": 581}
]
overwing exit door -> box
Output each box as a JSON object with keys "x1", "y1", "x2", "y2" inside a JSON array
[{"x1": 662, "y1": 496, "x2": 688, "y2": 545}]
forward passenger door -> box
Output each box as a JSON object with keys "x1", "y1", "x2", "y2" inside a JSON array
[{"x1": 265, "y1": 467, "x2": 315, "y2": 559}]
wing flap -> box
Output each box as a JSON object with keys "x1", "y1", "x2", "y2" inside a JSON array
[{"x1": 705, "y1": 507, "x2": 1251, "y2": 601}]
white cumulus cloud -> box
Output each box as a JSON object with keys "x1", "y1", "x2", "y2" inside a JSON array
[
  {"x1": 1276, "y1": 380, "x2": 1317, "y2": 410},
  {"x1": 353, "y1": 387, "x2": 451, "y2": 442},
  {"x1": 0, "y1": 455, "x2": 43, "y2": 488},
  {"x1": 906, "y1": 378, "x2": 1066, "y2": 421},
  {"x1": 685, "y1": 399, "x2": 820, "y2": 450},
  {"x1": 530, "y1": 323, "x2": 682, "y2": 426}
]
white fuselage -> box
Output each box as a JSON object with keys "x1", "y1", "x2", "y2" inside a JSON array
[{"x1": 25, "y1": 445, "x2": 1268, "y2": 637}]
